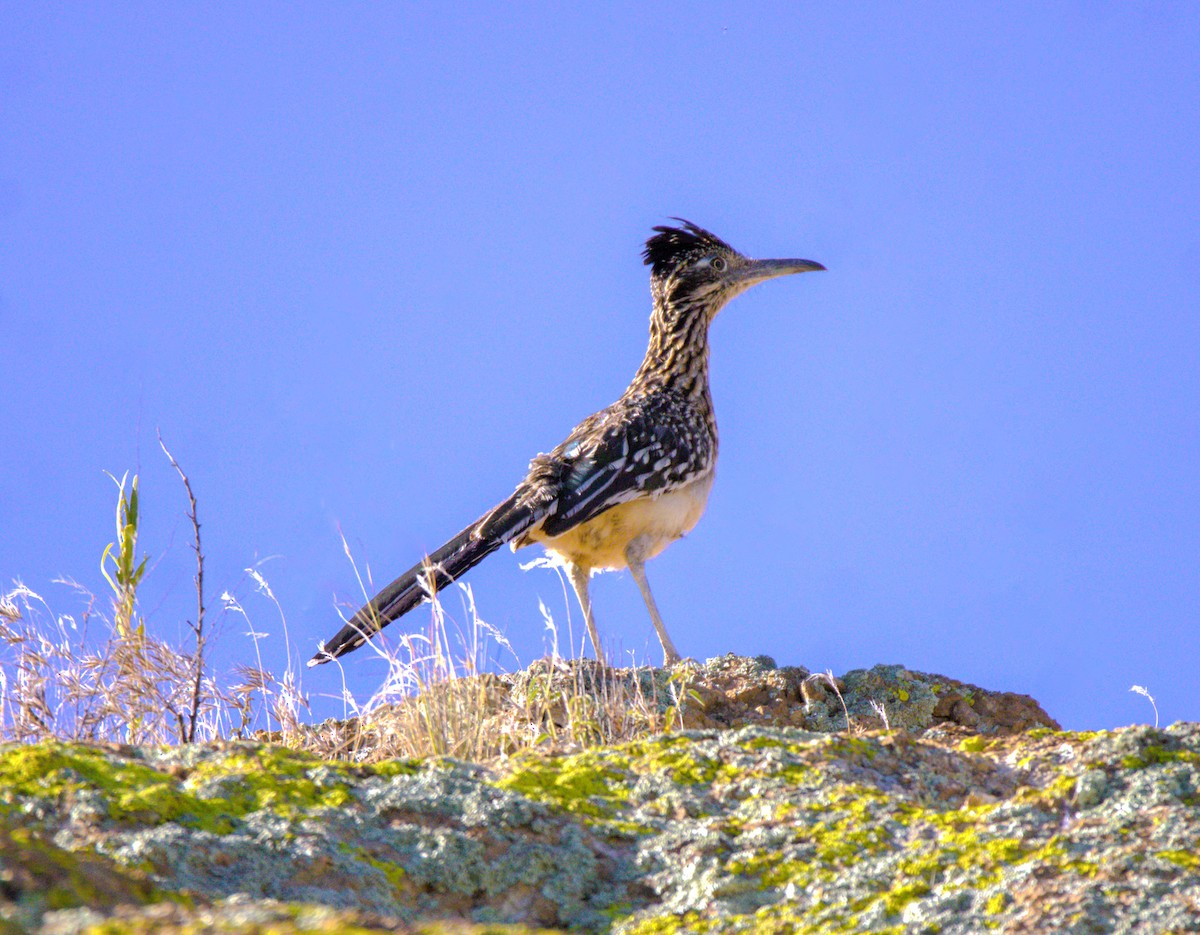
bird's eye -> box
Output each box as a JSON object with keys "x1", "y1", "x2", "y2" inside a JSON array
[{"x1": 711, "y1": 257, "x2": 727, "y2": 271}]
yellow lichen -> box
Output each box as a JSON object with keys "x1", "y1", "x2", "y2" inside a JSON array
[
  {"x1": 881, "y1": 879, "x2": 931, "y2": 915},
  {"x1": 1156, "y1": 849, "x2": 1200, "y2": 871}
]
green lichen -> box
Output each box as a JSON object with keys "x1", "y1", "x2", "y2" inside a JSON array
[
  {"x1": 619, "y1": 727, "x2": 1124, "y2": 931},
  {"x1": 1156, "y1": 849, "x2": 1200, "y2": 870},
  {"x1": 3, "y1": 716, "x2": 1194, "y2": 934},
  {"x1": 353, "y1": 848, "x2": 409, "y2": 892},
  {"x1": 640, "y1": 899, "x2": 887, "y2": 935},
  {"x1": 727, "y1": 850, "x2": 827, "y2": 890},
  {"x1": 495, "y1": 748, "x2": 633, "y2": 822},
  {"x1": 1037, "y1": 770, "x2": 1082, "y2": 804},
  {"x1": 621, "y1": 909, "x2": 715, "y2": 934},
  {"x1": 0, "y1": 741, "x2": 212, "y2": 828},
  {"x1": 368, "y1": 758, "x2": 424, "y2": 780},
  {"x1": 622, "y1": 734, "x2": 723, "y2": 785},
  {"x1": 1118, "y1": 745, "x2": 1200, "y2": 770},
  {"x1": 183, "y1": 745, "x2": 359, "y2": 822},
  {"x1": 76, "y1": 910, "x2": 563, "y2": 935},
  {"x1": 743, "y1": 735, "x2": 807, "y2": 753},
  {"x1": 725, "y1": 785, "x2": 897, "y2": 896},
  {"x1": 825, "y1": 735, "x2": 879, "y2": 760},
  {"x1": 0, "y1": 823, "x2": 164, "y2": 911},
  {"x1": 881, "y1": 879, "x2": 931, "y2": 915},
  {"x1": 495, "y1": 730, "x2": 825, "y2": 829},
  {"x1": 0, "y1": 741, "x2": 418, "y2": 835}
]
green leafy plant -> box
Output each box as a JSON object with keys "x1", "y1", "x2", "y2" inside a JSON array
[{"x1": 100, "y1": 471, "x2": 148, "y2": 643}]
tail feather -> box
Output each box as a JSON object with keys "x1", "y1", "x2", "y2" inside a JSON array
[{"x1": 309, "y1": 492, "x2": 543, "y2": 665}]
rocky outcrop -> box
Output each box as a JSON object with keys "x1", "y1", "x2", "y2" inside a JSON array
[{"x1": 1, "y1": 656, "x2": 1195, "y2": 934}]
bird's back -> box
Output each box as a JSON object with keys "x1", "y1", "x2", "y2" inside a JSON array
[{"x1": 513, "y1": 387, "x2": 718, "y2": 570}]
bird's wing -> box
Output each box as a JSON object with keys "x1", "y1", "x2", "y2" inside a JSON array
[{"x1": 534, "y1": 394, "x2": 714, "y2": 539}]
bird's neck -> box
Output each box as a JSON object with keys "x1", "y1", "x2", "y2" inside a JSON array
[{"x1": 630, "y1": 298, "x2": 714, "y2": 403}]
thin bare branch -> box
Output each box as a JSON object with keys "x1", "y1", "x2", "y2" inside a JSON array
[{"x1": 159, "y1": 431, "x2": 206, "y2": 743}]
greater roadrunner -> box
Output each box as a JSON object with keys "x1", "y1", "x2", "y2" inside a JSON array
[{"x1": 310, "y1": 221, "x2": 823, "y2": 668}]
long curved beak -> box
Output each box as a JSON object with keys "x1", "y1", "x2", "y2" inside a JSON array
[{"x1": 736, "y1": 257, "x2": 826, "y2": 288}]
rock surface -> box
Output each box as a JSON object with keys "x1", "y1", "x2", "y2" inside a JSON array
[{"x1": 1, "y1": 656, "x2": 1195, "y2": 934}]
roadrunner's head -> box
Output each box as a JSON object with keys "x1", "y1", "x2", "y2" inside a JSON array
[{"x1": 643, "y1": 220, "x2": 825, "y2": 319}]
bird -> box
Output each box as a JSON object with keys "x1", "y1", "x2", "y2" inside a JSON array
[{"x1": 309, "y1": 221, "x2": 824, "y2": 669}]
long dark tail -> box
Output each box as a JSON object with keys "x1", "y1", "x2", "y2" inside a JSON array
[{"x1": 309, "y1": 491, "x2": 543, "y2": 665}]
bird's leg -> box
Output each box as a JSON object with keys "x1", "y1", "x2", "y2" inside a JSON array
[
  {"x1": 565, "y1": 561, "x2": 607, "y2": 667},
  {"x1": 625, "y1": 538, "x2": 682, "y2": 666}
]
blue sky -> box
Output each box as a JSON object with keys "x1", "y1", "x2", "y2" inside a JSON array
[{"x1": 3, "y1": 4, "x2": 1197, "y2": 731}]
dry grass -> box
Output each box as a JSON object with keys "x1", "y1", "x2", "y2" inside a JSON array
[
  {"x1": 283, "y1": 551, "x2": 686, "y2": 762},
  {"x1": 0, "y1": 580, "x2": 257, "y2": 745},
  {"x1": 1, "y1": 456, "x2": 683, "y2": 762}
]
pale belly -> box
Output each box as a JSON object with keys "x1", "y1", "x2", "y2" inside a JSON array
[{"x1": 525, "y1": 473, "x2": 715, "y2": 571}]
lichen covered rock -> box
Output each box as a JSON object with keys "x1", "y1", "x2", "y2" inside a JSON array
[{"x1": 0, "y1": 657, "x2": 1194, "y2": 934}]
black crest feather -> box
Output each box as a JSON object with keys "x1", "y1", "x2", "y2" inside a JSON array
[{"x1": 642, "y1": 220, "x2": 734, "y2": 276}]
